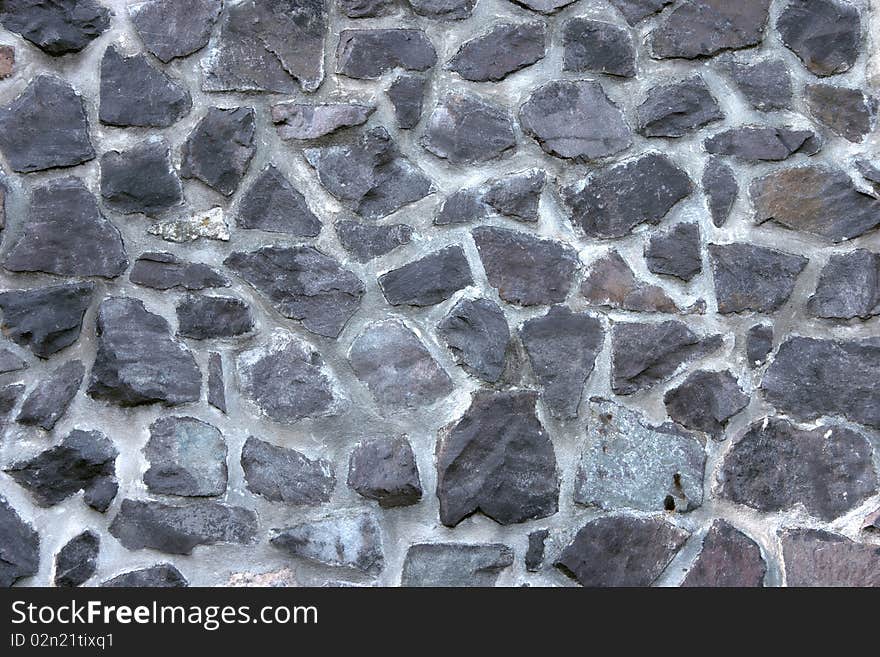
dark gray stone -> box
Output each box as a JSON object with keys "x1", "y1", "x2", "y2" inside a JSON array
[
  {"x1": 305, "y1": 127, "x2": 432, "y2": 220},
  {"x1": 562, "y1": 19, "x2": 636, "y2": 78},
  {"x1": 448, "y1": 22, "x2": 545, "y2": 82},
  {"x1": 100, "y1": 139, "x2": 182, "y2": 216},
  {"x1": 483, "y1": 170, "x2": 545, "y2": 222},
  {"x1": 271, "y1": 511, "x2": 383, "y2": 574},
  {"x1": 335, "y1": 221, "x2": 413, "y2": 262},
  {"x1": 336, "y1": 29, "x2": 436, "y2": 79},
  {"x1": 746, "y1": 323, "x2": 773, "y2": 368},
  {"x1": 271, "y1": 102, "x2": 374, "y2": 140},
  {"x1": 0, "y1": 0, "x2": 109, "y2": 56},
  {"x1": 436, "y1": 390, "x2": 559, "y2": 527},
  {"x1": 0, "y1": 384, "x2": 24, "y2": 432},
  {"x1": 473, "y1": 226, "x2": 579, "y2": 306},
  {"x1": 777, "y1": 0, "x2": 862, "y2": 77},
  {"x1": 348, "y1": 436, "x2": 422, "y2": 508},
  {"x1": 722, "y1": 58, "x2": 793, "y2": 112},
  {"x1": 225, "y1": 246, "x2": 364, "y2": 338},
  {"x1": 379, "y1": 246, "x2": 473, "y2": 306},
  {"x1": 181, "y1": 107, "x2": 256, "y2": 197},
  {"x1": 637, "y1": 77, "x2": 723, "y2": 137},
  {"x1": 349, "y1": 320, "x2": 452, "y2": 408},
  {"x1": 422, "y1": 92, "x2": 516, "y2": 164},
  {"x1": 387, "y1": 74, "x2": 426, "y2": 129},
  {"x1": 176, "y1": 295, "x2": 254, "y2": 340},
  {"x1": 102, "y1": 564, "x2": 187, "y2": 587},
  {"x1": 17, "y1": 360, "x2": 84, "y2": 431},
  {"x1": 562, "y1": 153, "x2": 693, "y2": 239},
  {"x1": 437, "y1": 298, "x2": 510, "y2": 383},
  {"x1": 0, "y1": 495, "x2": 39, "y2": 587},
  {"x1": 721, "y1": 418, "x2": 878, "y2": 521},
  {"x1": 109, "y1": 499, "x2": 257, "y2": 555},
  {"x1": 54, "y1": 531, "x2": 99, "y2": 588},
  {"x1": 782, "y1": 529, "x2": 880, "y2": 587},
  {"x1": 129, "y1": 0, "x2": 221, "y2": 62},
  {"x1": 82, "y1": 478, "x2": 117, "y2": 514},
  {"x1": 611, "y1": 320, "x2": 723, "y2": 395},
  {"x1": 99, "y1": 46, "x2": 192, "y2": 128},
  {"x1": 435, "y1": 188, "x2": 488, "y2": 226},
  {"x1": 555, "y1": 516, "x2": 689, "y2": 587},
  {"x1": 645, "y1": 223, "x2": 702, "y2": 282},
  {"x1": 0, "y1": 348, "x2": 26, "y2": 375},
  {"x1": 241, "y1": 436, "x2": 335, "y2": 505},
  {"x1": 610, "y1": 0, "x2": 673, "y2": 25},
  {"x1": 681, "y1": 521, "x2": 765, "y2": 587},
  {"x1": 808, "y1": 250, "x2": 880, "y2": 320},
  {"x1": 664, "y1": 370, "x2": 749, "y2": 437},
  {"x1": 144, "y1": 417, "x2": 227, "y2": 497},
  {"x1": 581, "y1": 251, "x2": 682, "y2": 314},
  {"x1": 710, "y1": 243, "x2": 807, "y2": 314},
  {"x1": 519, "y1": 80, "x2": 631, "y2": 162},
  {"x1": 408, "y1": 0, "x2": 476, "y2": 20},
  {"x1": 703, "y1": 158, "x2": 738, "y2": 228},
  {"x1": 506, "y1": 0, "x2": 576, "y2": 14},
  {"x1": 805, "y1": 84, "x2": 876, "y2": 143},
  {"x1": 0, "y1": 76, "x2": 94, "y2": 173},
  {"x1": 704, "y1": 126, "x2": 821, "y2": 162},
  {"x1": 525, "y1": 530, "x2": 548, "y2": 572},
  {"x1": 401, "y1": 543, "x2": 513, "y2": 586},
  {"x1": 88, "y1": 297, "x2": 201, "y2": 407},
  {"x1": 236, "y1": 165, "x2": 321, "y2": 237},
  {"x1": 207, "y1": 353, "x2": 226, "y2": 414},
  {"x1": 5, "y1": 430, "x2": 117, "y2": 509},
  {"x1": 130, "y1": 252, "x2": 229, "y2": 291},
  {"x1": 339, "y1": 0, "x2": 394, "y2": 18}
]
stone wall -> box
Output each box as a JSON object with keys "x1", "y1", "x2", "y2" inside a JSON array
[{"x1": 1, "y1": 0, "x2": 879, "y2": 588}]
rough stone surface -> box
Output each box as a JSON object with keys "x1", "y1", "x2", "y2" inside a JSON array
[
  {"x1": 387, "y1": 74, "x2": 426, "y2": 130},
  {"x1": 100, "y1": 139, "x2": 183, "y2": 216},
  {"x1": 148, "y1": 207, "x2": 229, "y2": 243},
  {"x1": 805, "y1": 84, "x2": 876, "y2": 143},
  {"x1": 704, "y1": 126, "x2": 821, "y2": 162},
  {"x1": 637, "y1": 77, "x2": 722, "y2": 137},
  {"x1": 409, "y1": 0, "x2": 476, "y2": 19},
  {"x1": 378, "y1": 246, "x2": 473, "y2": 307},
  {"x1": 581, "y1": 251, "x2": 681, "y2": 314},
  {"x1": 422, "y1": 92, "x2": 516, "y2": 164},
  {"x1": 336, "y1": 29, "x2": 436, "y2": 79},
  {"x1": 681, "y1": 521, "x2": 766, "y2": 587},
  {"x1": 807, "y1": 250, "x2": 880, "y2": 320},
  {"x1": 645, "y1": 223, "x2": 702, "y2": 282},
  {"x1": 207, "y1": 353, "x2": 226, "y2": 413},
  {"x1": 0, "y1": 495, "x2": 39, "y2": 587},
  {"x1": 777, "y1": 0, "x2": 862, "y2": 77},
  {"x1": 401, "y1": 543, "x2": 513, "y2": 586},
  {"x1": 271, "y1": 102, "x2": 374, "y2": 141},
  {"x1": 664, "y1": 370, "x2": 749, "y2": 437},
  {"x1": 0, "y1": 0, "x2": 110, "y2": 56},
  {"x1": 0, "y1": 45, "x2": 12, "y2": 79},
  {"x1": 435, "y1": 188, "x2": 488, "y2": 226},
  {"x1": 176, "y1": 295, "x2": 254, "y2": 340},
  {"x1": 242, "y1": 436, "x2": 335, "y2": 506},
  {"x1": 525, "y1": 530, "x2": 548, "y2": 572},
  {"x1": 710, "y1": 243, "x2": 808, "y2": 314},
  {"x1": 238, "y1": 166, "x2": 320, "y2": 236},
  {"x1": 448, "y1": 22, "x2": 545, "y2": 82},
  {"x1": 16, "y1": 360, "x2": 84, "y2": 431},
  {"x1": 782, "y1": 530, "x2": 880, "y2": 587},
  {"x1": 437, "y1": 298, "x2": 510, "y2": 383},
  {"x1": 482, "y1": 170, "x2": 545, "y2": 223},
  {"x1": 144, "y1": 417, "x2": 227, "y2": 497},
  {"x1": 0, "y1": 348, "x2": 26, "y2": 375},
  {"x1": 271, "y1": 511, "x2": 383, "y2": 574},
  {"x1": 129, "y1": 0, "x2": 221, "y2": 63},
  {"x1": 335, "y1": 221, "x2": 413, "y2": 263},
  {"x1": 102, "y1": 564, "x2": 187, "y2": 588},
  {"x1": 348, "y1": 436, "x2": 422, "y2": 508},
  {"x1": 54, "y1": 531, "x2": 99, "y2": 588},
  {"x1": 723, "y1": 59, "x2": 793, "y2": 112},
  {"x1": 129, "y1": 252, "x2": 228, "y2": 291},
  {"x1": 746, "y1": 324, "x2": 773, "y2": 368},
  {"x1": 610, "y1": 0, "x2": 674, "y2": 25},
  {"x1": 181, "y1": 107, "x2": 256, "y2": 197},
  {"x1": 563, "y1": 19, "x2": 635, "y2": 78},
  {"x1": 703, "y1": 158, "x2": 738, "y2": 228}
]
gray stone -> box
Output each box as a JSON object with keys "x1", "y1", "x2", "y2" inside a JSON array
[
  {"x1": 782, "y1": 529, "x2": 880, "y2": 587},
  {"x1": 610, "y1": 0, "x2": 673, "y2": 25},
  {"x1": 436, "y1": 390, "x2": 559, "y2": 527},
  {"x1": 0, "y1": 384, "x2": 24, "y2": 432},
  {"x1": 435, "y1": 189, "x2": 488, "y2": 226},
  {"x1": 525, "y1": 530, "x2": 548, "y2": 572},
  {"x1": 241, "y1": 436, "x2": 335, "y2": 505},
  {"x1": 144, "y1": 417, "x2": 227, "y2": 497},
  {"x1": 207, "y1": 353, "x2": 226, "y2": 414},
  {"x1": 339, "y1": 0, "x2": 394, "y2": 18},
  {"x1": 437, "y1": 298, "x2": 510, "y2": 383},
  {"x1": 237, "y1": 165, "x2": 321, "y2": 237},
  {"x1": 0, "y1": 495, "x2": 39, "y2": 587},
  {"x1": 704, "y1": 126, "x2": 821, "y2": 162},
  {"x1": 562, "y1": 153, "x2": 693, "y2": 239},
  {"x1": 305, "y1": 127, "x2": 432, "y2": 220},
  {"x1": 722, "y1": 58, "x2": 793, "y2": 112},
  {"x1": 0, "y1": 76, "x2": 94, "y2": 173},
  {"x1": 109, "y1": 499, "x2": 257, "y2": 555},
  {"x1": 808, "y1": 250, "x2": 880, "y2": 320},
  {"x1": 576, "y1": 401, "x2": 706, "y2": 513},
  {"x1": 645, "y1": 223, "x2": 702, "y2": 282},
  {"x1": 99, "y1": 46, "x2": 192, "y2": 128},
  {"x1": 348, "y1": 436, "x2": 422, "y2": 508},
  {"x1": 130, "y1": 252, "x2": 229, "y2": 291},
  {"x1": 664, "y1": 370, "x2": 749, "y2": 437},
  {"x1": 408, "y1": 0, "x2": 476, "y2": 19},
  {"x1": 271, "y1": 102, "x2": 374, "y2": 140},
  {"x1": 102, "y1": 564, "x2": 187, "y2": 587},
  {"x1": 100, "y1": 139, "x2": 182, "y2": 216},
  {"x1": 17, "y1": 360, "x2": 84, "y2": 431},
  {"x1": 401, "y1": 543, "x2": 513, "y2": 586},
  {"x1": 422, "y1": 92, "x2": 516, "y2": 164},
  {"x1": 5, "y1": 430, "x2": 117, "y2": 509},
  {"x1": 0, "y1": 283, "x2": 94, "y2": 359},
  {"x1": 637, "y1": 77, "x2": 723, "y2": 137},
  {"x1": 335, "y1": 221, "x2": 413, "y2": 263},
  {"x1": 777, "y1": 0, "x2": 862, "y2": 77},
  {"x1": 555, "y1": 516, "x2": 689, "y2": 587},
  {"x1": 129, "y1": 0, "x2": 221, "y2": 62},
  {"x1": 0, "y1": 348, "x2": 26, "y2": 375},
  {"x1": 379, "y1": 246, "x2": 473, "y2": 306},
  {"x1": 0, "y1": 0, "x2": 109, "y2": 56},
  {"x1": 703, "y1": 158, "x2": 738, "y2": 228},
  {"x1": 746, "y1": 324, "x2": 773, "y2": 368},
  {"x1": 349, "y1": 320, "x2": 452, "y2": 408},
  {"x1": 448, "y1": 22, "x2": 545, "y2": 82},
  {"x1": 82, "y1": 478, "x2": 118, "y2": 514},
  {"x1": 225, "y1": 246, "x2": 364, "y2": 338},
  {"x1": 710, "y1": 243, "x2": 808, "y2": 314},
  {"x1": 562, "y1": 19, "x2": 636, "y2": 78},
  {"x1": 611, "y1": 320, "x2": 722, "y2": 395},
  {"x1": 805, "y1": 84, "x2": 876, "y2": 143},
  {"x1": 519, "y1": 80, "x2": 631, "y2": 162},
  {"x1": 54, "y1": 531, "x2": 99, "y2": 588},
  {"x1": 473, "y1": 226, "x2": 579, "y2": 306},
  {"x1": 181, "y1": 107, "x2": 256, "y2": 197},
  {"x1": 176, "y1": 295, "x2": 254, "y2": 340},
  {"x1": 763, "y1": 337, "x2": 880, "y2": 429},
  {"x1": 336, "y1": 29, "x2": 436, "y2": 79},
  {"x1": 387, "y1": 74, "x2": 426, "y2": 129},
  {"x1": 722, "y1": 418, "x2": 878, "y2": 520},
  {"x1": 483, "y1": 170, "x2": 545, "y2": 223},
  {"x1": 681, "y1": 521, "x2": 766, "y2": 587},
  {"x1": 88, "y1": 297, "x2": 201, "y2": 407},
  {"x1": 271, "y1": 511, "x2": 384, "y2": 574}
]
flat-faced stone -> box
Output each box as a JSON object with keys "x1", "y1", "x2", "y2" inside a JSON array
[
  {"x1": 100, "y1": 139, "x2": 182, "y2": 216},
  {"x1": 101, "y1": 564, "x2": 187, "y2": 587},
  {"x1": 645, "y1": 223, "x2": 702, "y2": 282},
  {"x1": 408, "y1": 0, "x2": 476, "y2": 19},
  {"x1": 473, "y1": 226, "x2": 579, "y2": 306},
  {"x1": 563, "y1": 19, "x2": 636, "y2": 78},
  {"x1": 176, "y1": 295, "x2": 253, "y2": 340},
  {"x1": 144, "y1": 417, "x2": 227, "y2": 497},
  {"x1": 241, "y1": 436, "x2": 335, "y2": 505},
  {"x1": 225, "y1": 246, "x2": 364, "y2": 338},
  {"x1": 4, "y1": 178, "x2": 126, "y2": 278},
  {"x1": 562, "y1": 153, "x2": 693, "y2": 239},
  {"x1": 436, "y1": 390, "x2": 559, "y2": 527},
  {"x1": 207, "y1": 353, "x2": 226, "y2": 414},
  {"x1": 777, "y1": 0, "x2": 862, "y2": 77},
  {"x1": 721, "y1": 418, "x2": 878, "y2": 520},
  {"x1": 483, "y1": 170, "x2": 545, "y2": 222},
  {"x1": 422, "y1": 92, "x2": 516, "y2": 164},
  {"x1": 664, "y1": 370, "x2": 749, "y2": 437},
  {"x1": 0, "y1": 76, "x2": 94, "y2": 173},
  {"x1": 0, "y1": 348, "x2": 26, "y2": 375},
  {"x1": 236, "y1": 165, "x2": 321, "y2": 237},
  {"x1": 437, "y1": 298, "x2": 510, "y2": 383},
  {"x1": 130, "y1": 252, "x2": 229, "y2": 291},
  {"x1": 435, "y1": 188, "x2": 488, "y2": 226},
  {"x1": 0, "y1": 384, "x2": 24, "y2": 433},
  {"x1": 401, "y1": 543, "x2": 513, "y2": 586},
  {"x1": 746, "y1": 323, "x2": 773, "y2": 368},
  {"x1": 611, "y1": 320, "x2": 722, "y2": 395},
  {"x1": 751, "y1": 166, "x2": 880, "y2": 242},
  {"x1": 348, "y1": 436, "x2": 422, "y2": 508},
  {"x1": 335, "y1": 221, "x2": 413, "y2": 263},
  {"x1": 379, "y1": 246, "x2": 473, "y2": 306},
  {"x1": 581, "y1": 251, "x2": 681, "y2": 314},
  {"x1": 271, "y1": 102, "x2": 374, "y2": 140},
  {"x1": 181, "y1": 107, "x2": 256, "y2": 197},
  {"x1": 0, "y1": 0, "x2": 109, "y2": 56},
  {"x1": 237, "y1": 331, "x2": 339, "y2": 423},
  {"x1": 525, "y1": 530, "x2": 548, "y2": 572},
  {"x1": 702, "y1": 157, "x2": 737, "y2": 228},
  {"x1": 576, "y1": 401, "x2": 705, "y2": 513},
  {"x1": 0, "y1": 495, "x2": 39, "y2": 587},
  {"x1": 710, "y1": 243, "x2": 807, "y2": 314},
  {"x1": 448, "y1": 22, "x2": 545, "y2": 82},
  {"x1": 5, "y1": 430, "x2": 117, "y2": 509},
  {"x1": 17, "y1": 360, "x2": 84, "y2": 431},
  {"x1": 109, "y1": 499, "x2": 257, "y2": 555},
  {"x1": 0, "y1": 45, "x2": 13, "y2": 79},
  {"x1": 55, "y1": 531, "x2": 99, "y2": 587},
  {"x1": 637, "y1": 77, "x2": 723, "y2": 137},
  {"x1": 762, "y1": 337, "x2": 880, "y2": 428},
  {"x1": 722, "y1": 58, "x2": 793, "y2": 112},
  {"x1": 305, "y1": 127, "x2": 432, "y2": 220},
  {"x1": 610, "y1": 0, "x2": 673, "y2": 24},
  {"x1": 681, "y1": 521, "x2": 765, "y2": 587},
  {"x1": 339, "y1": 0, "x2": 394, "y2": 17},
  {"x1": 148, "y1": 207, "x2": 229, "y2": 243},
  {"x1": 782, "y1": 529, "x2": 880, "y2": 587},
  {"x1": 805, "y1": 84, "x2": 876, "y2": 143},
  {"x1": 271, "y1": 511, "x2": 383, "y2": 574},
  {"x1": 808, "y1": 250, "x2": 880, "y2": 320},
  {"x1": 387, "y1": 74, "x2": 426, "y2": 129},
  {"x1": 336, "y1": 29, "x2": 436, "y2": 79},
  {"x1": 519, "y1": 80, "x2": 631, "y2": 162},
  {"x1": 88, "y1": 297, "x2": 201, "y2": 407},
  {"x1": 555, "y1": 516, "x2": 689, "y2": 587},
  {"x1": 129, "y1": 0, "x2": 221, "y2": 62},
  {"x1": 705, "y1": 126, "x2": 820, "y2": 161},
  {"x1": 99, "y1": 46, "x2": 192, "y2": 128}
]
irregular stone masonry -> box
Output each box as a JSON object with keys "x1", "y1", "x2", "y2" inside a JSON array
[{"x1": 0, "y1": 0, "x2": 879, "y2": 588}]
